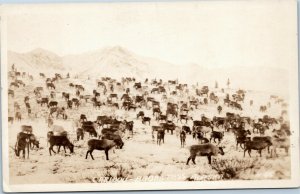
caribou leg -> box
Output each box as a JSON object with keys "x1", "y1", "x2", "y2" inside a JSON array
[
  {"x1": 259, "y1": 150, "x2": 262, "y2": 157},
  {"x1": 90, "y1": 150, "x2": 94, "y2": 160},
  {"x1": 85, "y1": 150, "x2": 90, "y2": 159},
  {"x1": 27, "y1": 143, "x2": 30, "y2": 159},
  {"x1": 49, "y1": 146, "x2": 56, "y2": 156},
  {"x1": 186, "y1": 156, "x2": 191, "y2": 165},
  {"x1": 105, "y1": 150, "x2": 109, "y2": 160},
  {"x1": 192, "y1": 156, "x2": 196, "y2": 164},
  {"x1": 207, "y1": 155, "x2": 212, "y2": 164}
]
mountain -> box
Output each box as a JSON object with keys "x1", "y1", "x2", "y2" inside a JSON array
[
  {"x1": 63, "y1": 46, "x2": 152, "y2": 79},
  {"x1": 8, "y1": 46, "x2": 185, "y2": 80},
  {"x1": 8, "y1": 48, "x2": 65, "y2": 75},
  {"x1": 7, "y1": 46, "x2": 289, "y2": 96},
  {"x1": 28, "y1": 48, "x2": 64, "y2": 69}
]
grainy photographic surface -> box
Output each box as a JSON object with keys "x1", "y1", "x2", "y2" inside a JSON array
[{"x1": 1, "y1": 1, "x2": 299, "y2": 192}]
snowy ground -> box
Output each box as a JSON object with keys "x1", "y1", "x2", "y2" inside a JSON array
[{"x1": 7, "y1": 75, "x2": 291, "y2": 184}]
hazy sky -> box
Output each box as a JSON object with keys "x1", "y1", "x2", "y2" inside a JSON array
[{"x1": 4, "y1": 0, "x2": 297, "y2": 68}]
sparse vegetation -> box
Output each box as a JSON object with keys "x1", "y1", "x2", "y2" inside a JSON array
[
  {"x1": 8, "y1": 58, "x2": 291, "y2": 184},
  {"x1": 211, "y1": 158, "x2": 256, "y2": 179}
]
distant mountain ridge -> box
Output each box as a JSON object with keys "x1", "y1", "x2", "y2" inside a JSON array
[
  {"x1": 63, "y1": 46, "x2": 153, "y2": 79},
  {"x1": 8, "y1": 46, "x2": 288, "y2": 96},
  {"x1": 8, "y1": 46, "x2": 174, "y2": 79},
  {"x1": 8, "y1": 48, "x2": 64, "y2": 72}
]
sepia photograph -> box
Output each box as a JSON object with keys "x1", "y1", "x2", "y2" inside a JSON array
[{"x1": 1, "y1": 0, "x2": 299, "y2": 192}]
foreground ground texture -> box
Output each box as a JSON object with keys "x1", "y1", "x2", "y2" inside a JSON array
[{"x1": 8, "y1": 75, "x2": 290, "y2": 184}]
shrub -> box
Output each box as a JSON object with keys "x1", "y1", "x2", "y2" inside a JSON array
[
  {"x1": 211, "y1": 158, "x2": 256, "y2": 179},
  {"x1": 116, "y1": 165, "x2": 131, "y2": 179},
  {"x1": 101, "y1": 165, "x2": 132, "y2": 182}
]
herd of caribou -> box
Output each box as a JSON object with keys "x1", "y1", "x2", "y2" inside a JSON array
[{"x1": 8, "y1": 63, "x2": 290, "y2": 165}]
